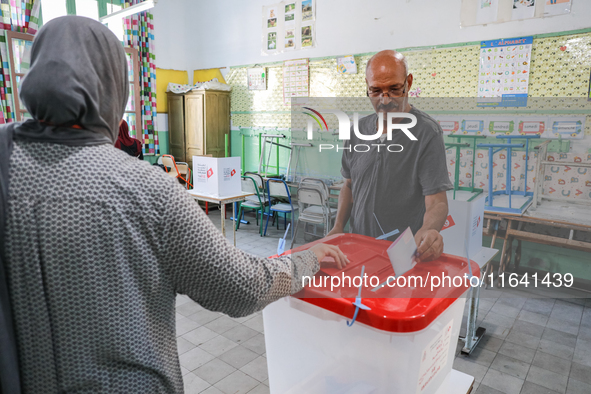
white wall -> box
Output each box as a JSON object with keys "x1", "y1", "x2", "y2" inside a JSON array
[
  {"x1": 152, "y1": 0, "x2": 591, "y2": 72},
  {"x1": 152, "y1": 0, "x2": 190, "y2": 72}
]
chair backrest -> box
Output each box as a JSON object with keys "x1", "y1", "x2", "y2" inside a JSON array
[
  {"x1": 266, "y1": 178, "x2": 292, "y2": 205},
  {"x1": 244, "y1": 171, "x2": 265, "y2": 193},
  {"x1": 241, "y1": 176, "x2": 262, "y2": 205},
  {"x1": 298, "y1": 187, "x2": 324, "y2": 207},
  {"x1": 161, "y1": 155, "x2": 179, "y2": 177},
  {"x1": 299, "y1": 177, "x2": 329, "y2": 199}
]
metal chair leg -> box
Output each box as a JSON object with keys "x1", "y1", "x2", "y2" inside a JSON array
[
  {"x1": 264, "y1": 208, "x2": 272, "y2": 236},
  {"x1": 291, "y1": 219, "x2": 299, "y2": 249},
  {"x1": 235, "y1": 206, "x2": 243, "y2": 231}
]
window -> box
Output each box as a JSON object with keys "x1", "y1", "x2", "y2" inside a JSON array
[
  {"x1": 124, "y1": 47, "x2": 142, "y2": 140},
  {"x1": 7, "y1": 31, "x2": 34, "y2": 121}
]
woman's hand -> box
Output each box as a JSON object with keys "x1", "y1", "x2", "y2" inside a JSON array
[{"x1": 309, "y1": 243, "x2": 350, "y2": 269}]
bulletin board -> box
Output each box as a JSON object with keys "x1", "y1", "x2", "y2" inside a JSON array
[{"x1": 226, "y1": 29, "x2": 591, "y2": 200}]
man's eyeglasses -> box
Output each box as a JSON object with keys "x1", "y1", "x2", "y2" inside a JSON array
[
  {"x1": 367, "y1": 86, "x2": 407, "y2": 98},
  {"x1": 367, "y1": 78, "x2": 408, "y2": 98}
]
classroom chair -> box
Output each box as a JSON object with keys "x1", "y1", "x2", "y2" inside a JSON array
[
  {"x1": 264, "y1": 179, "x2": 297, "y2": 240},
  {"x1": 235, "y1": 176, "x2": 266, "y2": 236},
  {"x1": 161, "y1": 155, "x2": 193, "y2": 190}
]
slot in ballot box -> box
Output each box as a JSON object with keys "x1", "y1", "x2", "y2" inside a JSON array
[
  {"x1": 441, "y1": 191, "x2": 485, "y2": 258},
  {"x1": 192, "y1": 156, "x2": 241, "y2": 197},
  {"x1": 264, "y1": 234, "x2": 479, "y2": 394}
]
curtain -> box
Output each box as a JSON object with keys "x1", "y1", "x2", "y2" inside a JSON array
[
  {"x1": 122, "y1": 0, "x2": 158, "y2": 155},
  {"x1": 0, "y1": 0, "x2": 40, "y2": 124}
]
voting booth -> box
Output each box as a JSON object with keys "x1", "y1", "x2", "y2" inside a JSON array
[
  {"x1": 192, "y1": 156, "x2": 241, "y2": 197},
  {"x1": 441, "y1": 191, "x2": 485, "y2": 258},
  {"x1": 264, "y1": 234, "x2": 478, "y2": 394}
]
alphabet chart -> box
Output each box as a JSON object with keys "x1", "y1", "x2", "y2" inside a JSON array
[
  {"x1": 478, "y1": 36, "x2": 533, "y2": 107},
  {"x1": 283, "y1": 58, "x2": 309, "y2": 105}
]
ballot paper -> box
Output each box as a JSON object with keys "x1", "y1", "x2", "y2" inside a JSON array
[{"x1": 386, "y1": 227, "x2": 417, "y2": 277}]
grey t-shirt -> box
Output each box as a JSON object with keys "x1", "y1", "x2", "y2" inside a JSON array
[{"x1": 341, "y1": 106, "x2": 452, "y2": 239}]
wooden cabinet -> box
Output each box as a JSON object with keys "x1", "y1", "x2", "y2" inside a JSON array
[{"x1": 167, "y1": 90, "x2": 231, "y2": 163}]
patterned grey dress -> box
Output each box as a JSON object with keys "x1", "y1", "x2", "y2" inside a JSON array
[{"x1": 5, "y1": 141, "x2": 318, "y2": 393}]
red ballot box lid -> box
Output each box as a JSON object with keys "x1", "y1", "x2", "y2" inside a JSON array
[{"x1": 277, "y1": 233, "x2": 480, "y2": 333}]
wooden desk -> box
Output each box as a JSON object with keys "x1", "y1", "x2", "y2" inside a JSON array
[
  {"x1": 187, "y1": 191, "x2": 254, "y2": 246},
  {"x1": 484, "y1": 205, "x2": 591, "y2": 287}
]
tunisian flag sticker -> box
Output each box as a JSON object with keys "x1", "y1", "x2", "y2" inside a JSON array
[
  {"x1": 441, "y1": 215, "x2": 455, "y2": 230},
  {"x1": 207, "y1": 168, "x2": 214, "y2": 178},
  {"x1": 231, "y1": 169, "x2": 236, "y2": 177}
]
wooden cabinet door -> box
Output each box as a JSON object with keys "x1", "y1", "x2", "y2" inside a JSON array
[
  {"x1": 204, "y1": 91, "x2": 230, "y2": 158},
  {"x1": 185, "y1": 93, "x2": 205, "y2": 162},
  {"x1": 168, "y1": 94, "x2": 186, "y2": 163}
]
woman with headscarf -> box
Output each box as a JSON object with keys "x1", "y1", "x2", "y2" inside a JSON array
[
  {"x1": 0, "y1": 16, "x2": 347, "y2": 394},
  {"x1": 115, "y1": 119, "x2": 143, "y2": 160}
]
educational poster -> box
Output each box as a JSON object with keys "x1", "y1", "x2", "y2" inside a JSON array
[
  {"x1": 336, "y1": 55, "x2": 358, "y2": 74},
  {"x1": 517, "y1": 116, "x2": 546, "y2": 136},
  {"x1": 486, "y1": 116, "x2": 516, "y2": 136},
  {"x1": 247, "y1": 67, "x2": 267, "y2": 90},
  {"x1": 544, "y1": 0, "x2": 572, "y2": 16},
  {"x1": 476, "y1": 0, "x2": 499, "y2": 25},
  {"x1": 478, "y1": 36, "x2": 533, "y2": 107},
  {"x1": 283, "y1": 58, "x2": 309, "y2": 105},
  {"x1": 435, "y1": 116, "x2": 462, "y2": 135},
  {"x1": 512, "y1": 0, "x2": 536, "y2": 20},
  {"x1": 262, "y1": 0, "x2": 316, "y2": 55},
  {"x1": 460, "y1": 117, "x2": 486, "y2": 136},
  {"x1": 546, "y1": 116, "x2": 586, "y2": 140}
]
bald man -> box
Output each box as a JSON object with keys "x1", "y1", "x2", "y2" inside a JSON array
[{"x1": 327, "y1": 50, "x2": 452, "y2": 262}]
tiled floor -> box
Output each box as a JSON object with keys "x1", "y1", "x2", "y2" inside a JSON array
[{"x1": 177, "y1": 208, "x2": 591, "y2": 394}]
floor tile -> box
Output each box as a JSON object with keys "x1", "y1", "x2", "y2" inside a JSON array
[
  {"x1": 176, "y1": 317, "x2": 201, "y2": 337},
  {"x1": 570, "y1": 362, "x2": 591, "y2": 386},
  {"x1": 478, "y1": 335, "x2": 503, "y2": 353},
  {"x1": 188, "y1": 309, "x2": 222, "y2": 326},
  {"x1": 243, "y1": 314, "x2": 265, "y2": 333},
  {"x1": 199, "y1": 335, "x2": 239, "y2": 357},
  {"x1": 491, "y1": 302, "x2": 521, "y2": 319},
  {"x1": 193, "y1": 358, "x2": 237, "y2": 385},
  {"x1": 219, "y1": 345, "x2": 260, "y2": 369},
  {"x1": 247, "y1": 384, "x2": 270, "y2": 394},
  {"x1": 483, "y1": 311, "x2": 516, "y2": 329},
  {"x1": 489, "y1": 353, "x2": 530, "y2": 379},
  {"x1": 242, "y1": 333, "x2": 266, "y2": 355},
  {"x1": 481, "y1": 368, "x2": 524, "y2": 394},
  {"x1": 538, "y1": 339, "x2": 575, "y2": 361},
  {"x1": 183, "y1": 372, "x2": 211, "y2": 394},
  {"x1": 481, "y1": 322, "x2": 512, "y2": 340},
  {"x1": 533, "y1": 350, "x2": 572, "y2": 376},
  {"x1": 505, "y1": 330, "x2": 541, "y2": 350},
  {"x1": 573, "y1": 339, "x2": 591, "y2": 368},
  {"x1": 498, "y1": 341, "x2": 536, "y2": 364},
  {"x1": 522, "y1": 298, "x2": 555, "y2": 316},
  {"x1": 453, "y1": 357, "x2": 489, "y2": 383},
  {"x1": 518, "y1": 309, "x2": 550, "y2": 327},
  {"x1": 177, "y1": 337, "x2": 197, "y2": 355},
  {"x1": 200, "y1": 387, "x2": 224, "y2": 394},
  {"x1": 222, "y1": 325, "x2": 259, "y2": 344},
  {"x1": 205, "y1": 316, "x2": 241, "y2": 335},
  {"x1": 510, "y1": 319, "x2": 545, "y2": 338},
  {"x1": 542, "y1": 327, "x2": 578, "y2": 348},
  {"x1": 462, "y1": 346, "x2": 497, "y2": 368},
  {"x1": 526, "y1": 365, "x2": 568, "y2": 393},
  {"x1": 179, "y1": 347, "x2": 216, "y2": 372},
  {"x1": 214, "y1": 370, "x2": 259, "y2": 394},
  {"x1": 551, "y1": 300, "x2": 584, "y2": 324},
  {"x1": 240, "y1": 356, "x2": 269, "y2": 382},
  {"x1": 176, "y1": 294, "x2": 191, "y2": 307},
  {"x1": 567, "y1": 378, "x2": 591, "y2": 394},
  {"x1": 475, "y1": 385, "x2": 504, "y2": 394},
  {"x1": 546, "y1": 317, "x2": 580, "y2": 336},
  {"x1": 177, "y1": 300, "x2": 205, "y2": 317},
  {"x1": 520, "y1": 381, "x2": 561, "y2": 394},
  {"x1": 183, "y1": 326, "x2": 219, "y2": 347}
]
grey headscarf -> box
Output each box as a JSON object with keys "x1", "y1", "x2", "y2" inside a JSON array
[{"x1": 14, "y1": 15, "x2": 129, "y2": 145}]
